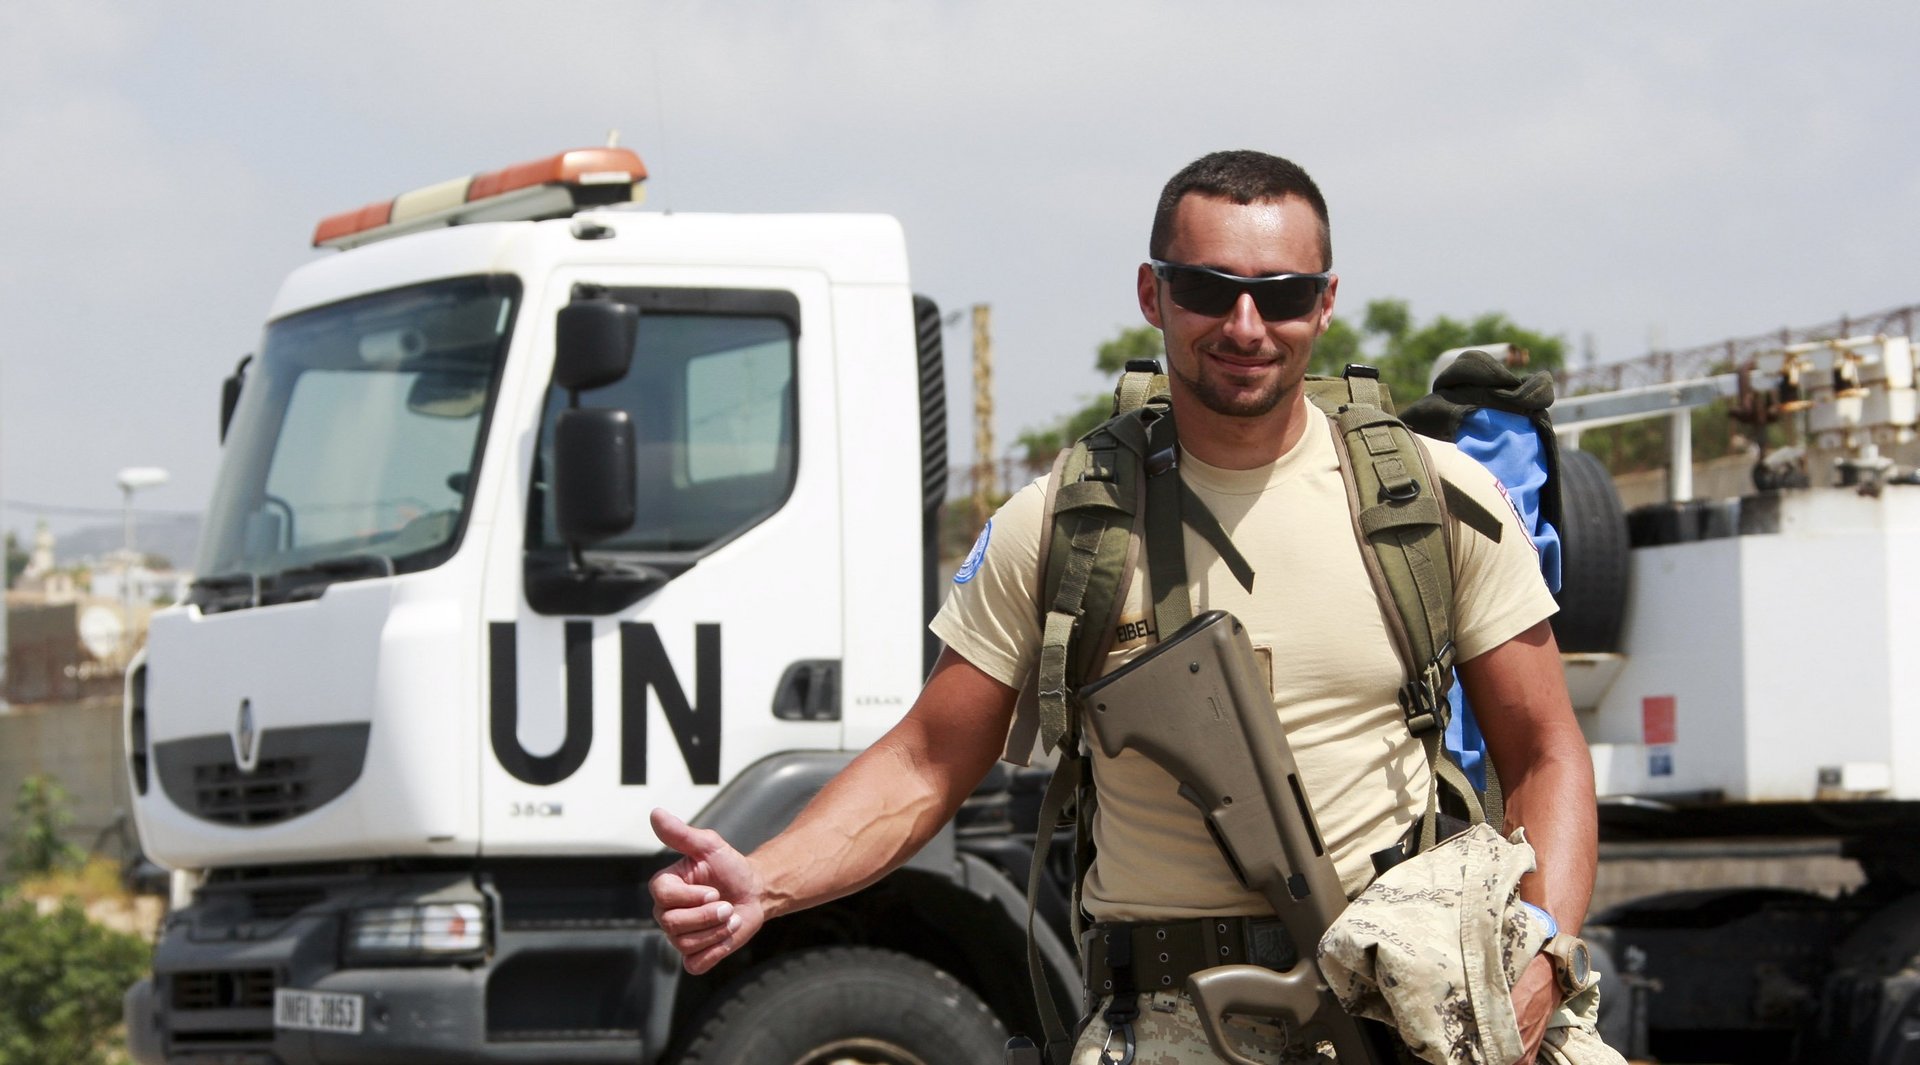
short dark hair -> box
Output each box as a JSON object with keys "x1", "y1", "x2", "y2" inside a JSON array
[{"x1": 1149, "y1": 150, "x2": 1331, "y2": 269}]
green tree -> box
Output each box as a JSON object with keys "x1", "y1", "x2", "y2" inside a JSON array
[
  {"x1": 0, "y1": 894, "x2": 149, "y2": 1065},
  {"x1": 1307, "y1": 317, "x2": 1363, "y2": 378},
  {"x1": 7, "y1": 777, "x2": 83, "y2": 879},
  {"x1": 1092, "y1": 323, "x2": 1165, "y2": 375},
  {"x1": 1341, "y1": 298, "x2": 1567, "y2": 408},
  {"x1": 1017, "y1": 325, "x2": 1165, "y2": 464},
  {"x1": 3, "y1": 532, "x2": 24, "y2": 590}
]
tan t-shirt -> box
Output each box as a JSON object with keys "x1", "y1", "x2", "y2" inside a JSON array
[{"x1": 932, "y1": 406, "x2": 1557, "y2": 920}]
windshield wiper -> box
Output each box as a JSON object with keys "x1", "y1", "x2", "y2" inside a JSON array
[
  {"x1": 266, "y1": 554, "x2": 397, "y2": 604},
  {"x1": 190, "y1": 572, "x2": 262, "y2": 613}
]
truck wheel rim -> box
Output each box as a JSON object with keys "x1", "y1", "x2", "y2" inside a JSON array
[{"x1": 795, "y1": 1036, "x2": 929, "y2": 1065}]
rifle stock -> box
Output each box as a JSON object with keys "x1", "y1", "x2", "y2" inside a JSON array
[{"x1": 1078, "y1": 610, "x2": 1381, "y2": 1065}]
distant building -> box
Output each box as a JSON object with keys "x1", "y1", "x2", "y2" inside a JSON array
[
  {"x1": 3, "y1": 597, "x2": 130, "y2": 704},
  {"x1": 90, "y1": 562, "x2": 191, "y2": 606},
  {"x1": 4, "y1": 520, "x2": 184, "y2": 707}
]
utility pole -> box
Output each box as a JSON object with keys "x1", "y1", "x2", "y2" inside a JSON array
[
  {"x1": 971, "y1": 304, "x2": 996, "y2": 529},
  {"x1": 0, "y1": 351, "x2": 6, "y2": 708}
]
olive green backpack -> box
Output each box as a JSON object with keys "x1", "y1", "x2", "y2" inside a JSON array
[{"x1": 1019, "y1": 360, "x2": 1513, "y2": 1055}]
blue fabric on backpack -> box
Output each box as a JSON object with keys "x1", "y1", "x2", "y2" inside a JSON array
[{"x1": 1447, "y1": 408, "x2": 1561, "y2": 791}]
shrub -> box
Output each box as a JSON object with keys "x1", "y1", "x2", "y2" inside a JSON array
[
  {"x1": 16, "y1": 857, "x2": 134, "y2": 908},
  {"x1": 0, "y1": 892, "x2": 148, "y2": 1065},
  {"x1": 6, "y1": 776, "x2": 83, "y2": 878}
]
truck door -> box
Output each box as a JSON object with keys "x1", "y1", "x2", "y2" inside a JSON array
[{"x1": 481, "y1": 274, "x2": 841, "y2": 852}]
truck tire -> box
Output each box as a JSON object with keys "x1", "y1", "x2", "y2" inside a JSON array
[
  {"x1": 677, "y1": 946, "x2": 1007, "y2": 1065},
  {"x1": 1552, "y1": 447, "x2": 1630, "y2": 652}
]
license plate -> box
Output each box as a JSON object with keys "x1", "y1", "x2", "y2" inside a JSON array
[{"x1": 274, "y1": 988, "x2": 364, "y2": 1034}]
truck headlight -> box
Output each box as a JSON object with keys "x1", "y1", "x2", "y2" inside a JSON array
[{"x1": 347, "y1": 903, "x2": 485, "y2": 960}]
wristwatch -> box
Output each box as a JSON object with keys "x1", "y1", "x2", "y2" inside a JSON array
[{"x1": 1540, "y1": 933, "x2": 1598, "y2": 997}]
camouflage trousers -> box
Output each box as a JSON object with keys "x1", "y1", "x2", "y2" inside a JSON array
[
  {"x1": 1070, "y1": 991, "x2": 1335, "y2": 1065},
  {"x1": 1067, "y1": 991, "x2": 1614, "y2": 1064}
]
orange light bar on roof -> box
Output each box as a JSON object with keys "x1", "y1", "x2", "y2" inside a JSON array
[{"x1": 312, "y1": 147, "x2": 648, "y2": 250}]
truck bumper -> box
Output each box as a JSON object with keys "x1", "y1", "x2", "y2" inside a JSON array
[{"x1": 125, "y1": 876, "x2": 673, "y2": 1065}]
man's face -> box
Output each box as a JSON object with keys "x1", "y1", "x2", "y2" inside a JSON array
[{"x1": 1137, "y1": 193, "x2": 1338, "y2": 419}]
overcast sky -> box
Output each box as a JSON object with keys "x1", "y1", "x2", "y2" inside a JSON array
[{"x1": 3, "y1": 1, "x2": 1915, "y2": 551}]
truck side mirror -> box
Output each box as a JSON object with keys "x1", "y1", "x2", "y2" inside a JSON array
[
  {"x1": 554, "y1": 293, "x2": 637, "y2": 392},
  {"x1": 553, "y1": 407, "x2": 636, "y2": 545},
  {"x1": 219, "y1": 354, "x2": 253, "y2": 443}
]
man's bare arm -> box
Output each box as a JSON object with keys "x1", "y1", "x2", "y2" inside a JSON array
[
  {"x1": 1463, "y1": 619, "x2": 1597, "y2": 931},
  {"x1": 1460, "y1": 618, "x2": 1597, "y2": 1061},
  {"x1": 649, "y1": 647, "x2": 1018, "y2": 973}
]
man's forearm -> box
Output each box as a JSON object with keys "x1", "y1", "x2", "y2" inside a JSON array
[
  {"x1": 1502, "y1": 746, "x2": 1598, "y2": 934},
  {"x1": 751, "y1": 731, "x2": 977, "y2": 918},
  {"x1": 1461, "y1": 620, "x2": 1600, "y2": 932},
  {"x1": 748, "y1": 648, "x2": 1017, "y2": 921}
]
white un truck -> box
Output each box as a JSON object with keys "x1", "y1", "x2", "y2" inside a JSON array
[{"x1": 121, "y1": 147, "x2": 1078, "y2": 1065}]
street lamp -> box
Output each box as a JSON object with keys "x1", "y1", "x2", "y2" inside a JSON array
[{"x1": 116, "y1": 467, "x2": 168, "y2": 665}]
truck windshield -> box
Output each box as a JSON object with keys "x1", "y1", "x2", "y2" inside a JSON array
[{"x1": 195, "y1": 276, "x2": 518, "y2": 604}]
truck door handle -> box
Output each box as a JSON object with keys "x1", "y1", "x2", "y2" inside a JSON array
[{"x1": 772, "y1": 660, "x2": 840, "y2": 721}]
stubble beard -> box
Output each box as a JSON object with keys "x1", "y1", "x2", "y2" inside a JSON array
[{"x1": 1171, "y1": 348, "x2": 1299, "y2": 419}]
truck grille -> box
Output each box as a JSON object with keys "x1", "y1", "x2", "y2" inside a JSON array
[
  {"x1": 172, "y1": 969, "x2": 275, "y2": 1011},
  {"x1": 152, "y1": 723, "x2": 371, "y2": 827},
  {"x1": 194, "y1": 755, "x2": 312, "y2": 824}
]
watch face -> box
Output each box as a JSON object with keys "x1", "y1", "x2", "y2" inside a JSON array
[{"x1": 1570, "y1": 941, "x2": 1593, "y2": 986}]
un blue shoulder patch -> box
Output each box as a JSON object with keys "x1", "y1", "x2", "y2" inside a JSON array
[{"x1": 953, "y1": 520, "x2": 992, "y2": 584}]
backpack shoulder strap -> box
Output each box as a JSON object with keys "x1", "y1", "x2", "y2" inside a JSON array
[
  {"x1": 1324, "y1": 393, "x2": 1454, "y2": 734},
  {"x1": 1322, "y1": 366, "x2": 1494, "y2": 849},
  {"x1": 1113, "y1": 359, "x2": 1168, "y2": 417},
  {"x1": 1031, "y1": 361, "x2": 1254, "y2": 751},
  {"x1": 1033, "y1": 420, "x2": 1143, "y2": 755},
  {"x1": 1304, "y1": 371, "x2": 1383, "y2": 416},
  {"x1": 1033, "y1": 356, "x2": 1172, "y2": 747},
  {"x1": 1001, "y1": 447, "x2": 1079, "y2": 764},
  {"x1": 1024, "y1": 367, "x2": 1162, "y2": 1059},
  {"x1": 1023, "y1": 359, "x2": 1261, "y2": 1059}
]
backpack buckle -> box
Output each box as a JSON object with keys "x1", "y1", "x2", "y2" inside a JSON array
[
  {"x1": 1401, "y1": 696, "x2": 1441, "y2": 735},
  {"x1": 1379, "y1": 478, "x2": 1420, "y2": 503},
  {"x1": 1145, "y1": 445, "x2": 1178, "y2": 477},
  {"x1": 1399, "y1": 654, "x2": 1453, "y2": 735}
]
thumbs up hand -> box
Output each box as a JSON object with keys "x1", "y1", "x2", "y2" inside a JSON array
[{"x1": 648, "y1": 808, "x2": 767, "y2": 974}]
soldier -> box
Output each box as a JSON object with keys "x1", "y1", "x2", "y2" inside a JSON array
[{"x1": 650, "y1": 150, "x2": 1600, "y2": 1064}]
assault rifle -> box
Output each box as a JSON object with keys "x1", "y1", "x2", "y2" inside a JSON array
[{"x1": 1078, "y1": 610, "x2": 1385, "y2": 1065}]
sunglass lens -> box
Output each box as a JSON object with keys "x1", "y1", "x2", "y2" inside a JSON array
[
  {"x1": 1249, "y1": 277, "x2": 1321, "y2": 320},
  {"x1": 1165, "y1": 269, "x2": 1239, "y2": 317},
  {"x1": 1163, "y1": 266, "x2": 1322, "y2": 321}
]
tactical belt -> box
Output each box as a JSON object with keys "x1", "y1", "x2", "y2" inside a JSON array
[{"x1": 1082, "y1": 916, "x2": 1297, "y2": 997}]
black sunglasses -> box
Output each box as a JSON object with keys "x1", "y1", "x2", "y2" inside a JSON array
[{"x1": 1149, "y1": 260, "x2": 1330, "y2": 321}]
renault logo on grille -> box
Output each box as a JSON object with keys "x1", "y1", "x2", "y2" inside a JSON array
[{"x1": 235, "y1": 699, "x2": 260, "y2": 774}]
